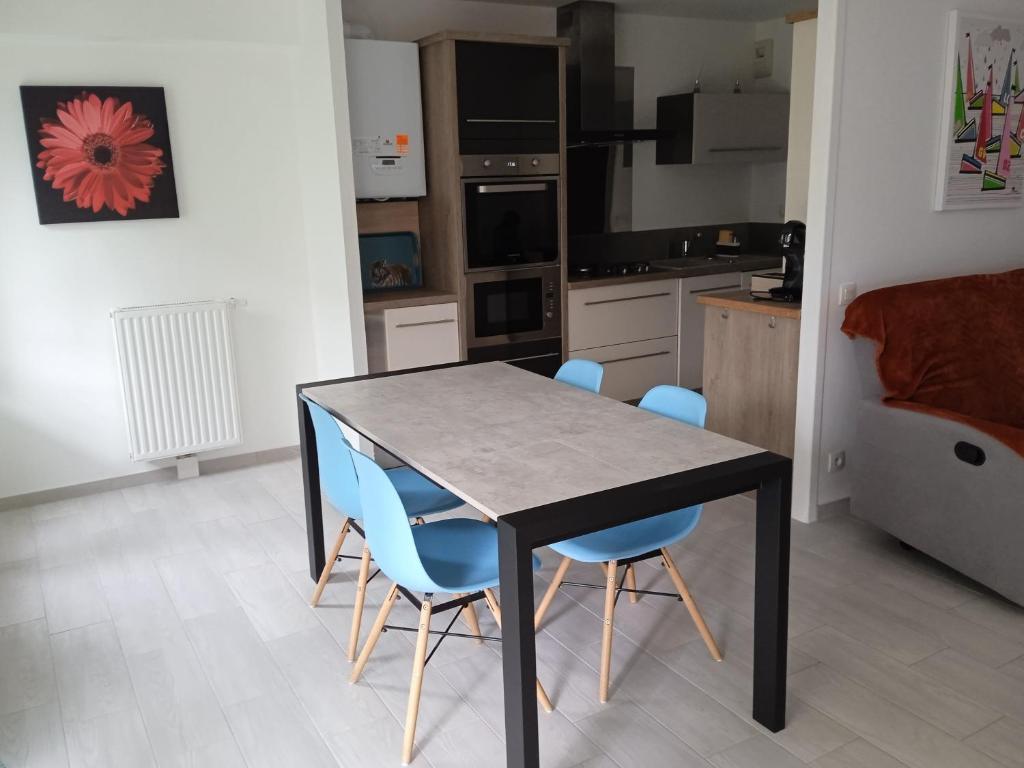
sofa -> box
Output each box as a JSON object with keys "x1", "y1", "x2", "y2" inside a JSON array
[{"x1": 842, "y1": 268, "x2": 1024, "y2": 606}]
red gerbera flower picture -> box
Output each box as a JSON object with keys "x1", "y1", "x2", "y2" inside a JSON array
[{"x1": 21, "y1": 86, "x2": 179, "y2": 224}]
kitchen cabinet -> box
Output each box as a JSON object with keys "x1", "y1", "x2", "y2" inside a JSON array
[
  {"x1": 365, "y1": 302, "x2": 461, "y2": 374},
  {"x1": 570, "y1": 337, "x2": 678, "y2": 402},
  {"x1": 699, "y1": 292, "x2": 799, "y2": 457},
  {"x1": 454, "y1": 41, "x2": 560, "y2": 154},
  {"x1": 656, "y1": 93, "x2": 790, "y2": 165},
  {"x1": 678, "y1": 272, "x2": 744, "y2": 389},
  {"x1": 568, "y1": 279, "x2": 679, "y2": 401}
]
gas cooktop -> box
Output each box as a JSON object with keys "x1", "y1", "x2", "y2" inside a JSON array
[{"x1": 569, "y1": 261, "x2": 651, "y2": 278}]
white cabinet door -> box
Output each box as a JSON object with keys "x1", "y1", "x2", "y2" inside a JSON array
[
  {"x1": 366, "y1": 302, "x2": 460, "y2": 373},
  {"x1": 571, "y1": 337, "x2": 678, "y2": 402},
  {"x1": 568, "y1": 280, "x2": 679, "y2": 352},
  {"x1": 677, "y1": 273, "x2": 741, "y2": 389},
  {"x1": 691, "y1": 94, "x2": 790, "y2": 165}
]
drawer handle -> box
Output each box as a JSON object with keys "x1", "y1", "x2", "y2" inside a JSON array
[
  {"x1": 394, "y1": 318, "x2": 456, "y2": 329},
  {"x1": 690, "y1": 284, "x2": 741, "y2": 295},
  {"x1": 708, "y1": 146, "x2": 784, "y2": 153},
  {"x1": 584, "y1": 292, "x2": 672, "y2": 306},
  {"x1": 465, "y1": 118, "x2": 557, "y2": 124},
  {"x1": 601, "y1": 350, "x2": 670, "y2": 365},
  {"x1": 476, "y1": 183, "x2": 549, "y2": 194}
]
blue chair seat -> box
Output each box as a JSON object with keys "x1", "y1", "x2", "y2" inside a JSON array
[
  {"x1": 386, "y1": 467, "x2": 462, "y2": 519},
  {"x1": 412, "y1": 518, "x2": 542, "y2": 593},
  {"x1": 549, "y1": 506, "x2": 701, "y2": 563}
]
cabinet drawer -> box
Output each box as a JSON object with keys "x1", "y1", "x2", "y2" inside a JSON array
[
  {"x1": 571, "y1": 337, "x2": 678, "y2": 402},
  {"x1": 369, "y1": 302, "x2": 460, "y2": 373},
  {"x1": 569, "y1": 280, "x2": 679, "y2": 351}
]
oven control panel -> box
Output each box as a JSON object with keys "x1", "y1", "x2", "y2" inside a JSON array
[{"x1": 460, "y1": 154, "x2": 560, "y2": 177}]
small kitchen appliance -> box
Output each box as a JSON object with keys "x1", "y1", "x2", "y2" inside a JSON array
[{"x1": 768, "y1": 220, "x2": 805, "y2": 302}]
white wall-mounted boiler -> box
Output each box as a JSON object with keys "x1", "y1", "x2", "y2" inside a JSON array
[{"x1": 344, "y1": 39, "x2": 426, "y2": 199}]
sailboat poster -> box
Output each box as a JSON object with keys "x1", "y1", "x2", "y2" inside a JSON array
[{"x1": 935, "y1": 11, "x2": 1024, "y2": 210}]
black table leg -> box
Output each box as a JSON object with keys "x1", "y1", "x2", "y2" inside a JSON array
[
  {"x1": 752, "y1": 469, "x2": 792, "y2": 731},
  {"x1": 498, "y1": 520, "x2": 539, "y2": 768},
  {"x1": 298, "y1": 396, "x2": 325, "y2": 583}
]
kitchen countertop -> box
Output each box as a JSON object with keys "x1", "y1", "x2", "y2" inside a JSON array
[
  {"x1": 696, "y1": 289, "x2": 801, "y2": 320},
  {"x1": 363, "y1": 288, "x2": 459, "y2": 311},
  {"x1": 567, "y1": 253, "x2": 782, "y2": 289}
]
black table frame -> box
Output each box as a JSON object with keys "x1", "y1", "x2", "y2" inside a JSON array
[{"x1": 297, "y1": 363, "x2": 792, "y2": 768}]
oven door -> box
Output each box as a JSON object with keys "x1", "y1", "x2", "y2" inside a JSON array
[
  {"x1": 465, "y1": 268, "x2": 561, "y2": 348},
  {"x1": 463, "y1": 176, "x2": 559, "y2": 271}
]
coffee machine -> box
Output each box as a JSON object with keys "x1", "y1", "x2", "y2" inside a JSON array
[{"x1": 769, "y1": 220, "x2": 805, "y2": 303}]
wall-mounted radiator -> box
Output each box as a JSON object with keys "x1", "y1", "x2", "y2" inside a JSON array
[{"x1": 111, "y1": 300, "x2": 242, "y2": 462}]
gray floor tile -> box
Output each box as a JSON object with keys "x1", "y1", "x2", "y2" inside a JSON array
[
  {"x1": 40, "y1": 563, "x2": 110, "y2": 635},
  {"x1": 222, "y1": 690, "x2": 337, "y2": 768},
  {"x1": 0, "y1": 560, "x2": 46, "y2": 628},
  {"x1": 50, "y1": 622, "x2": 135, "y2": 723},
  {"x1": 64, "y1": 707, "x2": 155, "y2": 768},
  {"x1": 224, "y1": 562, "x2": 320, "y2": 642},
  {"x1": 0, "y1": 510, "x2": 37, "y2": 566},
  {"x1": 0, "y1": 702, "x2": 69, "y2": 768},
  {"x1": 0, "y1": 619, "x2": 56, "y2": 716}
]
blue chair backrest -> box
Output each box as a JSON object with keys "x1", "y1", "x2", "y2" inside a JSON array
[
  {"x1": 638, "y1": 385, "x2": 707, "y2": 428},
  {"x1": 347, "y1": 448, "x2": 436, "y2": 592},
  {"x1": 555, "y1": 359, "x2": 604, "y2": 394},
  {"x1": 301, "y1": 397, "x2": 362, "y2": 519}
]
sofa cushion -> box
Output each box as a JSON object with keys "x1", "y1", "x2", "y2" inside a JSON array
[{"x1": 841, "y1": 268, "x2": 1024, "y2": 456}]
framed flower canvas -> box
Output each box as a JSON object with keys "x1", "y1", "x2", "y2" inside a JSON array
[
  {"x1": 20, "y1": 86, "x2": 179, "y2": 224},
  {"x1": 934, "y1": 12, "x2": 1024, "y2": 210}
]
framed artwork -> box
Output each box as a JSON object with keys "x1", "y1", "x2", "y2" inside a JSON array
[
  {"x1": 935, "y1": 12, "x2": 1024, "y2": 210},
  {"x1": 20, "y1": 86, "x2": 179, "y2": 224}
]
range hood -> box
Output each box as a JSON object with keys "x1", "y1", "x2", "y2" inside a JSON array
[{"x1": 557, "y1": 0, "x2": 661, "y2": 146}]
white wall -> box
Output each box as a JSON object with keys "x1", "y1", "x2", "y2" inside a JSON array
[
  {"x1": 784, "y1": 18, "x2": 817, "y2": 221},
  {"x1": 795, "y1": 0, "x2": 1024, "y2": 518},
  {"x1": 618, "y1": 14, "x2": 793, "y2": 229},
  {"x1": 341, "y1": 0, "x2": 555, "y2": 40},
  {"x1": 0, "y1": 0, "x2": 362, "y2": 498}
]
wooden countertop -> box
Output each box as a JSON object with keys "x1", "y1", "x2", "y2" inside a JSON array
[
  {"x1": 363, "y1": 288, "x2": 459, "y2": 312},
  {"x1": 697, "y1": 290, "x2": 801, "y2": 320}
]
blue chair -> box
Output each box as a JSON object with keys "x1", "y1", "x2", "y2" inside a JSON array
[
  {"x1": 533, "y1": 385, "x2": 721, "y2": 703},
  {"x1": 302, "y1": 397, "x2": 463, "y2": 662},
  {"x1": 345, "y1": 448, "x2": 553, "y2": 765},
  {"x1": 555, "y1": 359, "x2": 604, "y2": 393}
]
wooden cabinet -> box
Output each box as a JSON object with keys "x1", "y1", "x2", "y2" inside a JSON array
[
  {"x1": 700, "y1": 294, "x2": 799, "y2": 457},
  {"x1": 365, "y1": 302, "x2": 461, "y2": 374},
  {"x1": 656, "y1": 93, "x2": 790, "y2": 165},
  {"x1": 568, "y1": 279, "x2": 679, "y2": 401}
]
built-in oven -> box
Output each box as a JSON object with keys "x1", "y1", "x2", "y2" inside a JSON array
[
  {"x1": 464, "y1": 266, "x2": 562, "y2": 377},
  {"x1": 462, "y1": 154, "x2": 560, "y2": 271}
]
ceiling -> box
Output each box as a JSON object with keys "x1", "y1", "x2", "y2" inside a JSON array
[{"x1": 474, "y1": 0, "x2": 817, "y2": 22}]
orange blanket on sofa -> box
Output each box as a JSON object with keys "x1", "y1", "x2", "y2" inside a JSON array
[{"x1": 841, "y1": 268, "x2": 1024, "y2": 458}]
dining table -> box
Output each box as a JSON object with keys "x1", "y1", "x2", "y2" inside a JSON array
[{"x1": 297, "y1": 361, "x2": 792, "y2": 768}]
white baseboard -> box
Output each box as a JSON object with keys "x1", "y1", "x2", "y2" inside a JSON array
[{"x1": 0, "y1": 445, "x2": 299, "y2": 512}]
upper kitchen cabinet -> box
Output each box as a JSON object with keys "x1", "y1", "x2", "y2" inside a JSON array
[
  {"x1": 655, "y1": 93, "x2": 790, "y2": 165},
  {"x1": 454, "y1": 40, "x2": 560, "y2": 154}
]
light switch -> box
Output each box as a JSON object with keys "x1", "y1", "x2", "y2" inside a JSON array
[{"x1": 838, "y1": 282, "x2": 857, "y2": 306}]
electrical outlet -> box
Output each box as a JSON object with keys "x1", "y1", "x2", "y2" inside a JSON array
[
  {"x1": 838, "y1": 282, "x2": 857, "y2": 306},
  {"x1": 827, "y1": 451, "x2": 847, "y2": 473}
]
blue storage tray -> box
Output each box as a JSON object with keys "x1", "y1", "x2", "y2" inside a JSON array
[{"x1": 359, "y1": 231, "x2": 423, "y2": 293}]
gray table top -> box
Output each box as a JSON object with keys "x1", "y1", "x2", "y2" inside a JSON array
[{"x1": 303, "y1": 363, "x2": 765, "y2": 520}]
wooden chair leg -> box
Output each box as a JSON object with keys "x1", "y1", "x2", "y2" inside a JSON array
[
  {"x1": 625, "y1": 563, "x2": 639, "y2": 604},
  {"x1": 534, "y1": 556, "x2": 572, "y2": 629},
  {"x1": 310, "y1": 518, "x2": 350, "y2": 607},
  {"x1": 482, "y1": 588, "x2": 554, "y2": 714},
  {"x1": 460, "y1": 595, "x2": 483, "y2": 643},
  {"x1": 402, "y1": 597, "x2": 432, "y2": 765},
  {"x1": 346, "y1": 544, "x2": 373, "y2": 661},
  {"x1": 599, "y1": 560, "x2": 618, "y2": 703},
  {"x1": 350, "y1": 583, "x2": 399, "y2": 683},
  {"x1": 660, "y1": 548, "x2": 722, "y2": 662}
]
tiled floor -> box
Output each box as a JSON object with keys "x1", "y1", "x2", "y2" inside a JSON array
[{"x1": 1, "y1": 458, "x2": 1022, "y2": 767}]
